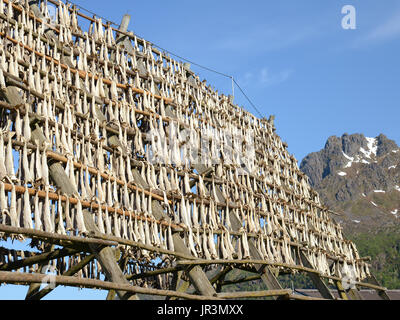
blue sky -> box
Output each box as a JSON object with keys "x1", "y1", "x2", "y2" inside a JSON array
[{"x1": 1, "y1": 0, "x2": 400, "y2": 300}]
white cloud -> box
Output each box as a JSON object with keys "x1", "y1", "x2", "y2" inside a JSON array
[
  {"x1": 260, "y1": 68, "x2": 293, "y2": 86},
  {"x1": 238, "y1": 67, "x2": 293, "y2": 88},
  {"x1": 354, "y1": 11, "x2": 400, "y2": 47}
]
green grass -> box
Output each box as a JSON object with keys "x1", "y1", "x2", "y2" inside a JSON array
[{"x1": 348, "y1": 226, "x2": 400, "y2": 289}]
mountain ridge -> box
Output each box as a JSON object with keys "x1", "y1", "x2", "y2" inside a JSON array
[{"x1": 300, "y1": 132, "x2": 400, "y2": 234}]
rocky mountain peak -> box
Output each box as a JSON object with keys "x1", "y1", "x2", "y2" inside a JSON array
[{"x1": 300, "y1": 133, "x2": 400, "y2": 233}]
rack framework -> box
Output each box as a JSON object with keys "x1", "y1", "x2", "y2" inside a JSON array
[{"x1": 0, "y1": 0, "x2": 389, "y2": 300}]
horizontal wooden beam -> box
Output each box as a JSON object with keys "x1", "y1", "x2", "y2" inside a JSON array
[
  {"x1": 0, "y1": 247, "x2": 81, "y2": 271},
  {"x1": 176, "y1": 258, "x2": 387, "y2": 292},
  {"x1": 0, "y1": 225, "x2": 118, "y2": 247},
  {"x1": 0, "y1": 271, "x2": 220, "y2": 300},
  {"x1": 220, "y1": 274, "x2": 261, "y2": 286},
  {"x1": 27, "y1": 254, "x2": 96, "y2": 300},
  {"x1": 216, "y1": 289, "x2": 291, "y2": 299},
  {"x1": 286, "y1": 294, "x2": 327, "y2": 301},
  {"x1": 126, "y1": 266, "x2": 184, "y2": 281}
]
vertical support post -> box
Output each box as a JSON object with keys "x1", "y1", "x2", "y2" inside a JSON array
[
  {"x1": 335, "y1": 280, "x2": 349, "y2": 300},
  {"x1": 299, "y1": 251, "x2": 335, "y2": 300},
  {"x1": 131, "y1": 167, "x2": 216, "y2": 297},
  {"x1": 27, "y1": 118, "x2": 138, "y2": 300},
  {"x1": 366, "y1": 275, "x2": 390, "y2": 300}
]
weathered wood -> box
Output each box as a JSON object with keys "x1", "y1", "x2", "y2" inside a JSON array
[
  {"x1": 0, "y1": 271, "x2": 220, "y2": 300},
  {"x1": 126, "y1": 266, "x2": 184, "y2": 281},
  {"x1": 335, "y1": 280, "x2": 349, "y2": 300},
  {"x1": 27, "y1": 254, "x2": 96, "y2": 300},
  {"x1": 169, "y1": 273, "x2": 191, "y2": 301},
  {"x1": 24, "y1": 243, "x2": 56, "y2": 300},
  {"x1": 0, "y1": 224, "x2": 118, "y2": 248},
  {"x1": 132, "y1": 166, "x2": 217, "y2": 297},
  {"x1": 210, "y1": 266, "x2": 233, "y2": 285},
  {"x1": 216, "y1": 289, "x2": 291, "y2": 299},
  {"x1": 220, "y1": 274, "x2": 261, "y2": 286},
  {"x1": 299, "y1": 251, "x2": 335, "y2": 300},
  {"x1": 0, "y1": 247, "x2": 80, "y2": 271},
  {"x1": 366, "y1": 275, "x2": 391, "y2": 300},
  {"x1": 286, "y1": 294, "x2": 327, "y2": 301}
]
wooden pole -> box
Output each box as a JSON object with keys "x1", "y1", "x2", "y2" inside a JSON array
[
  {"x1": 216, "y1": 289, "x2": 291, "y2": 299},
  {"x1": 26, "y1": 254, "x2": 96, "y2": 300},
  {"x1": 0, "y1": 247, "x2": 81, "y2": 271},
  {"x1": 299, "y1": 251, "x2": 335, "y2": 300},
  {"x1": 0, "y1": 271, "x2": 220, "y2": 300}
]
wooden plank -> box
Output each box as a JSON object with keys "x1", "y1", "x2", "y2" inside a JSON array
[
  {"x1": 25, "y1": 244, "x2": 55, "y2": 300},
  {"x1": 335, "y1": 280, "x2": 349, "y2": 300},
  {"x1": 217, "y1": 289, "x2": 291, "y2": 299},
  {"x1": 0, "y1": 271, "x2": 220, "y2": 300},
  {"x1": 220, "y1": 274, "x2": 261, "y2": 286},
  {"x1": 347, "y1": 287, "x2": 364, "y2": 300},
  {"x1": 365, "y1": 275, "x2": 390, "y2": 300},
  {"x1": 0, "y1": 247, "x2": 80, "y2": 271},
  {"x1": 0, "y1": 224, "x2": 118, "y2": 248},
  {"x1": 299, "y1": 251, "x2": 335, "y2": 300},
  {"x1": 27, "y1": 254, "x2": 96, "y2": 300}
]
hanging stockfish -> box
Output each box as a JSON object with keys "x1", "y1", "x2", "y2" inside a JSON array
[
  {"x1": 56, "y1": 195, "x2": 66, "y2": 235},
  {"x1": 121, "y1": 214, "x2": 128, "y2": 240},
  {"x1": 0, "y1": 134, "x2": 7, "y2": 180},
  {"x1": 150, "y1": 219, "x2": 160, "y2": 247},
  {"x1": 241, "y1": 231, "x2": 251, "y2": 259},
  {"x1": 104, "y1": 206, "x2": 112, "y2": 235},
  {"x1": 96, "y1": 202, "x2": 105, "y2": 234},
  {"x1": 22, "y1": 186, "x2": 33, "y2": 229},
  {"x1": 179, "y1": 196, "x2": 190, "y2": 228},
  {"x1": 187, "y1": 228, "x2": 198, "y2": 257},
  {"x1": 0, "y1": 181, "x2": 8, "y2": 224},
  {"x1": 22, "y1": 142, "x2": 33, "y2": 185},
  {"x1": 113, "y1": 210, "x2": 121, "y2": 238},
  {"x1": 5, "y1": 134, "x2": 17, "y2": 182},
  {"x1": 207, "y1": 228, "x2": 218, "y2": 259},
  {"x1": 144, "y1": 215, "x2": 151, "y2": 245},
  {"x1": 43, "y1": 188, "x2": 54, "y2": 233},
  {"x1": 192, "y1": 199, "x2": 199, "y2": 228}
]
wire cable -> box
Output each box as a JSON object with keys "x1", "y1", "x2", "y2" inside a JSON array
[
  {"x1": 232, "y1": 78, "x2": 264, "y2": 118},
  {"x1": 65, "y1": 0, "x2": 264, "y2": 118}
]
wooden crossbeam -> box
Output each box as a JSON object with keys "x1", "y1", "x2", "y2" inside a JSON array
[
  {"x1": 0, "y1": 225, "x2": 118, "y2": 248},
  {"x1": 126, "y1": 266, "x2": 184, "y2": 281},
  {"x1": 26, "y1": 254, "x2": 96, "y2": 300},
  {"x1": 299, "y1": 251, "x2": 335, "y2": 300},
  {"x1": 220, "y1": 274, "x2": 261, "y2": 286},
  {"x1": 0, "y1": 247, "x2": 80, "y2": 271},
  {"x1": 216, "y1": 289, "x2": 291, "y2": 299},
  {"x1": 0, "y1": 271, "x2": 219, "y2": 300},
  {"x1": 365, "y1": 275, "x2": 391, "y2": 300}
]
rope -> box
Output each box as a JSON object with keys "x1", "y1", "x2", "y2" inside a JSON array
[{"x1": 232, "y1": 78, "x2": 265, "y2": 119}]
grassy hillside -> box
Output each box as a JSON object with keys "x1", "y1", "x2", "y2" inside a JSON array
[{"x1": 347, "y1": 226, "x2": 400, "y2": 289}]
